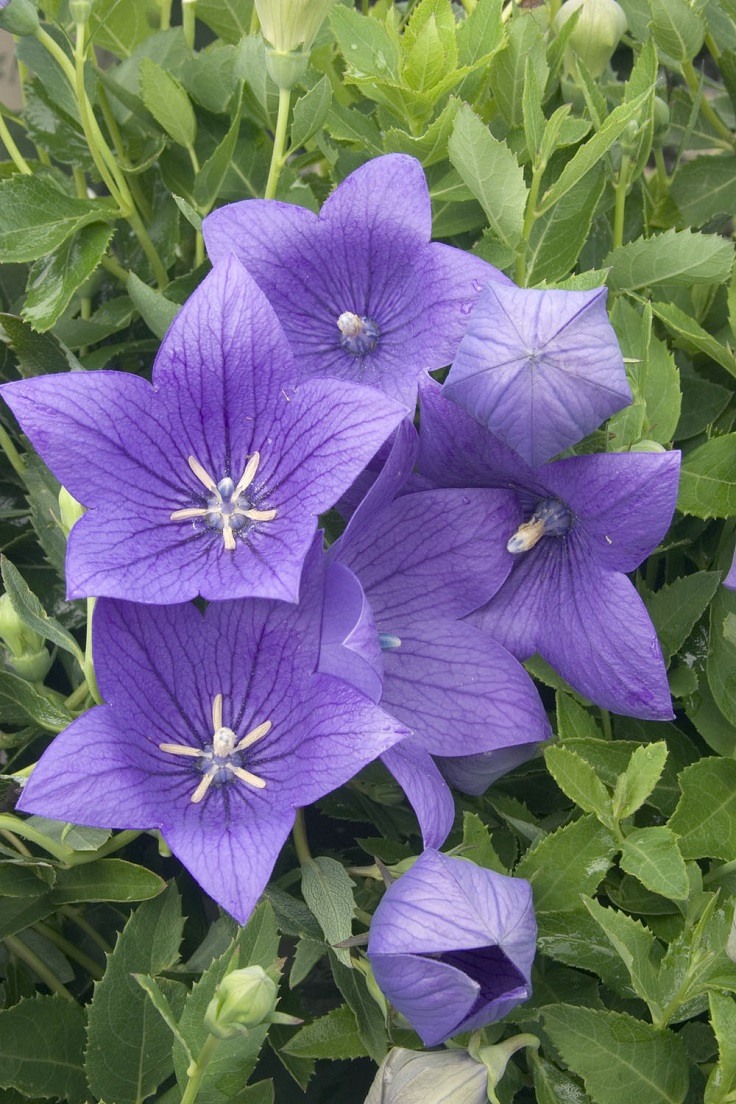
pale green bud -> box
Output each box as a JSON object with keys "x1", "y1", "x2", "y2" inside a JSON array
[
  {"x1": 0, "y1": 593, "x2": 51, "y2": 682},
  {"x1": 69, "y1": 0, "x2": 92, "y2": 23},
  {"x1": 204, "y1": 966, "x2": 278, "y2": 1039},
  {"x1": 365, "y1": 1048, "x2": 488, "y2": 1104},
  {"x1": 0, "y1": 0, "x2": 40, "y2": 35},
  {"x1": 255, "y1": 0, "x2": 337, "y2": 56},
  {"x1": 652, "y1": 96, "x2": 670, "y2": 148},
  {"x1": 58, "y1": 487, "x2": 86, "y2": 538},
  {"x1": 554, "y1": 0, "x2": 628, "y2": 79},
  {"x1": 629, "y1": 439, "x2": 667, "y2": 453}
]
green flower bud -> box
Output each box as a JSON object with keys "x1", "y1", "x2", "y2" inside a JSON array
[
  {"x1": 652, "y1": 96, "x2": 670, "y2": 148},
  {"x1": 69, "y1": 0, "x2": 92, "y2": 23},
  {"x1": 0, "y1": 593, "x2": 51, "y2": 682},
  {"x1": 255, "y1": 0, "x2": 338, "y2": 56},
  {"x1": 554, "y1": 0, "x2": 628, "y2": 79},
  {"x1": 58, "y1": 487, "x2": 86, "y2": 538},
  {"x1": 204, "y1": 966, "x2": 279, "y2": 1039},
  {"x1": 629, "y1": 439, "x2": 667, "y2": 453},
  {"x1": 0, "y1": 0, "x2": 40, "y2": 35},
  {"x1": 365, "y1": 1048, "x2": 488, "y2": 1104}
]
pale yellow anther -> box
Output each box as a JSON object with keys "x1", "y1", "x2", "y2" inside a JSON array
[
  {"x1": 242, "y1": 508, "x2": 278, "y2": 522},
  {"x1": 170, "y1": 507, "x2": 209, "y2": 521},
  {"x1": 171, "y1": 453, "x2": 276, "y2": 549},
  {"x1": 507, "y1": 517, "x2": 546, "y2": 555},
  {"x1": 159, "y1": 742, "x2": 201, "y2": 757},
  {"x1": 188, "y1": 455, "x2": 218, "y2": 493},
  {"x1": 236, "y1": 719, "x2": 272, "y2": 751},
  {"x1": 191, "y1": 774, "x2": 214, "y2": 804},
  {"x1": 234, "y1": 451, "x2": 261, "y2": 498},
  {"x1": 212, "y1": 693, "x2": 223, "y2": 732},
  {"x1": 223, "y1": 524, "x2": 236, "y2": 551},
  {"x1": 228, "y1": 764, "x2": 267, "y2": 790}
]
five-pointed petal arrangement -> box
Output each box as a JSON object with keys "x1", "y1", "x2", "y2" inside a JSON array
[
  {"x1": 418, "y1": 377, "x2": 680, "y2": 719},
  {"x1": 368, "y1": 850, "x2": 536, "y2": 1046},
  {"x1": 16, "y1": 587, "x2": 407, "y2": 923},
  {"x1": 1, "y1": 256, "x2": 404, "y2": 604},
  {"x1": 442, "y1": 284, "x2": 632, "y2": 469},
  {"x1": 203, "y1": 154, "x2": 510, "y2": 409}
]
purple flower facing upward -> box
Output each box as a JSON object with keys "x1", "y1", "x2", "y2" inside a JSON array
[
  {"x1": 2, "y1": 257, "x2": 403, "y2": 604},
  {"x1": 203, "y1": 154, "x2": 509, "y2": 409},
  {"x1": 368, "y1": 850, "x2": 536, "y2": 1047},
  {"x1": 16, "y1": 578, "x2": 406, "y2": 924},
  {"x1": 442, "y1": 284, "x2": 632, "y2": 469},
  {"x1": 418, "y1": 377, "x2": 680, "y2": 720}
]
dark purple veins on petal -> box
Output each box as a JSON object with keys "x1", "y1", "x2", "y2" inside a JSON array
[{"x1": 430, "y1": 946, "x2": 528, "y2": 1013}]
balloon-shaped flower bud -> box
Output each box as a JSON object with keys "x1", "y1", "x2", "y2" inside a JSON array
[
  {"x1": 69, "y1": 0, "x2": 92, "y2": 23},
  {"x1": 364, "y1": 1047, "x2": 489, "y2": 1104},
  {"x1": 368, "y1": 850, "x2": 537, "y2": 1046},
  {"x1": 0, "y1": 0, "x2": 40, "y2": 34},
  {"x1": 204, "y1": 966, "x2": 279, "y2": 1039},
  {"x1": 0, "y1": 593, "x2": 51, "y2": 682},
  {"x1": 629, "y1": 439, "x2": 667, "y2": 453},
  {"x1": 652, "y1": 97, "x2": 670, "y2": 148},
  {"x1": 256, "y1": 0, "x2": 338, "y2": 87},
  {"x1": 58, "y1": 486, "x2": 86, "y2": 538},
  {"x1": 554, "y1": 0, "x2": 628, "y2": 78}
]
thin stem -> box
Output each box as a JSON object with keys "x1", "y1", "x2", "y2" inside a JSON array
[
  {"x1": 183, "y1": 0, "x2": 196, "y2": 50},
  {"x1": 704, "y1": 857, "x2": 736, "y2": 886},
  {"x1": 4, "y1": 935, "x2": 75, "y2": 999},
  {"x1": 96, "y1": 82, "x2": 152, "y2": 220},
  {"x1": 60, "y1": 906, "x2": 113, "y2": 954},
  {"x1": 654, "y1": 147, "x2": 669, "y2": 191},
  {"x1": 33, "y1": 921, "x2": 103, "y2": 980},
  {"x1": 612, "y1": 154, "x2": 630, "y2": 251},
  {"x1": 264, "y1": 86, "x2": 291, "y2": 200},
  {"x1": 128, "y1": 208, "x2": 169, "y2": 289},
  {"x1": 0, "y1": 425, "x2": 26, "y2": 478},
  {"x1": 65, "y1": 681, "x2": 91, "y2": 711},
  {"x1": 0, "y1": 827, "x2": 32, "y2": 857},
  {"x1": 181, "y1": 1034, "x2": 221, "y2": 1104},
  {"x1": 101, "y1": 253, "x2": 129, "y2": 284},
  {"x1": 682, "y1": 59, "x2": 735, "y2": 146},
  {"x1": 0, "y1": 113, "x2": 31, "y2": 173},
  {"x1": 599, "y1": 708, "x2": 613, "y2": 740},
  {"x1": 83, "y1": 596, "x2": 101, "y2": 704},
  {"x1": 292, "y1": 809, "x2": 313, "y2": 866},
  {"x1": 160, "y1": 0, "x2": 173, "y2": 30},
  {"x1": 66, "y1": 829, "x2": 141, "y2": 866},
  {"x1": 515, "y1": 164, "x2": 543, "y2": 286},
  {"x1": 187, "y1": 143, "x2": 201, "y2": 176},
  {"x1": 195, "y1": 231, "x2": 204, "y2": 267},
  {"x1": 0, "y1": 814, "x2": 73, "y2": 862}
]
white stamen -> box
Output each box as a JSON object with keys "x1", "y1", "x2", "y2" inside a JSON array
[
  {"x1": 234, "y1": 452, "x2": 261, "y2": 498},
  {"x1": 159, "y1": 742, "x2": 201, "y2": 757},
  {"x1": 170, "y1": 507, "x2": 209, "y2": 521},
  {"x1": 188, "y1": 455, "x2": 218, "y2": 493},
  {"x1": 241, "y1": 508, "x2": 278, "y2": 522},
  {"x1": 236, "y1": 719, "x2": 272, "y2": 751},
  {"x1": 507, "y1": 517, "x2": 546, "y2": 555},
  {"x1": 223, "y1": 524, "x2": 236, "y2": 551},
  {"x1": 212, "y1": 693, "x2": 223, "y2": 732},
  {"x1": 171, "y1": 454, "x2": 276, "y2": 549},
  {"x1": 191, "y1": 774, "x2": 214, "y2": 804},
  {"x1": 228, "y1": 764, "x2": 267, "y2": 789}
]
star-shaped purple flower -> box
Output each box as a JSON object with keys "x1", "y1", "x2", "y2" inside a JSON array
[
  {"x1": 442, "y1": 284, "x2": 632, "y2": 468},
  {"x1": 368, "y1": 850, "x2": 536, "y2": 1047},
  {"x1": 202, "y1": 155, "x2": 509, "y2": 410},
  {"x1": 16, "y1": 580, "x2": 406, "y2": 924},
  {"x1": 2, "y1": 257, "x2": 404, "y2": 604},
  {"x1": 418, "y1": 377, "x2": 680, "y2": 720}
]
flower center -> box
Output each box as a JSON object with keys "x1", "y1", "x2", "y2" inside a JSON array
[
  {"x1": 506, "y1": 497, "x2": 573, "y2": 554},
  {"x1": 337, "y1": 311, "x2": 380, "y2": 356},
  {"x1": 159, "y1": 693, "x2": 272, "y2": 804},
  {"x1": 170, "y1": 452, "x2": 277, "y2": 550}
]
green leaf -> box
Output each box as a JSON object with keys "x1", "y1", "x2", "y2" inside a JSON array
[
  {"x1": 0, "y1": 175, "x2": 114, "y2": 263},
  {"x1": 556, "y1": 692, "x2": 600, "y2": 742},
  {"x1": 89, "y1": 0, "x2": 159, "y2": 57},
  {"x1": 85, "y1": 886, "x2": 185, "y2": 1104},
  {"x1": 650, "y1": 0, "x2": 706, "y2": 61},
  {"x1": 133, "y1": 974, "x2": 195, "y2": 1068},
  {"x1": 181, "y1": 42, "x2": 239, "y2": 114},
  {"x1": 139, "y1": 58, "x2": 197, "y2": 149},
  {"x1": 620, "y1": 827, "x2": 690, "y2": 900},
  {"x1": 264, "y1": 885, "x2": 322, "y2": 940},
  {"x1": 281, "y1": 1004, "x2": 367, "y2": 1060},
  {"x1": 196, "y1": 0, "x2": 254, "y2": 43},
  {"x1": 581, "y1": 896, "x2": 661, "y2": 1005},
  {"x1": 542, "y1": 1005, "x2": 689, "y2": 1104},
  {"x1": 0, "y1": 671, "x2": 72, "y2": 732},
  {"x1": 325, "y1": 103, "x2": 384, "y2": 156},
  {"x1": 456, "y1": 0, "x2": 504, "y2": 68},
  {"x1": 612, "y1": 742, "x2": 669, "y2": 820},
  {"x1": 301, "y1": 856, "x2": 356, "y2": 968},
  {"x1": 329, "y1": 952, "x2": 387, "y2": 1063},
  {"x1": 670, "y1": 155, "x2": 736, "y2": 227},
  {"x1": 489, "y1": 12, "x2": 547, "y2": 128},
  {"x1": 194, "y1": 92, "x2": 244, "y2": 211},
  {"x1": 523, "y1": 58, "x2": 545, "y2": 161},
  {"x1": 127, "y1": 272, "x2": 179, "y2": 339},
  {"x1": 651, "y1": 300, "x2": 736, "y2": 380},
  {"x1": 289, "y1": 76, "x2": 332, "y2": 151},
  {"x1": 668, "y1": 758, "x2": 736, "y2": 860},
  {"x1": 605, "y1": 229, "x2": 734, "y2": 291},
  {"x1": 383, "y1": 96, "x2": 461, "y2": 166},
  {"x1": 448, "y1": 102, "x2": 526, "y2": 251},
  {"x1": 678, "y1": 434, "x2": 736, "y2": 519},
  {"x1": 533, "y1": 1055, "x2": 592, "y2": 1104},
  {"x1": 23, "y1": 223, "x2": 114, "y2": 333},
  {"x1": 646, "y1": 573, "x2": 722, "y2": 663},
  {"x1": 526, "y1": 166, "x2": 604, "y2": 285},
  {"x1": 516, "y1": 815, "x2": 617, "y2": 911},
  {"x1": 289, "y1": 936, "x2": 325, "y2": 989},
  {"x1": 544, "y1": 744, "x2": 612, "y2": 820},
  {"x1": 23, "y1": 453, "x2": 67, "y2": 576},
  {"x1": 330, "y1": 5, "x2": 401, "y2": 84},
  {"x1": 462, "y1": 811, "x2": 507, "y2": 873},
  {"x1": 709, "y1": 577, "x2": 736, "y2": 726},
  {"x1": 0, "y1": 314, "x2": 81, "y2": 378},
  {"x1": 0, "y1": 996, "x2": 86, "y2": 1104},
  {"x1": 0, "y1": 558, "x2": 83, "y2": 665},
  {"x1": 402, "y1": 7, "x2": 451, "y2": 93},
  {"x1": 53, "y1": 860, "x2": 166, "y2": 904},
  {"x1": 705, "y1": 991, "x2": 736, "y2": 1104}
]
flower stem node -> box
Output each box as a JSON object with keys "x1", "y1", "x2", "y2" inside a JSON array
[
  {"x1": 58, "y1": 486, "x2": 86, "y2": 538},
  {"x1": 506, "y1": 498, "x2": 573, "y2": 555},
  {"x1": 0, "y1": 593, "x2": 51, "y2": 682},
  {"x1": 0, "y1": 0, "x2": 40, "y2": 35},
  {"x1": 554, "y1": 0, "x2": 628, "y2": 78}
]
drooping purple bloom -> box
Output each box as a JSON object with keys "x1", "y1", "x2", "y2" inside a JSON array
[
  {"x1": 418, "y1": 377, "x2": 680, "y2": 720},
  {"x1": 368, "y1": 850, "x2": 536, "y2": 1047},
  {"x1": 2, "y1": 257, "x2": 403, "y2": 604},
  {"x1": 318, "y1": 422, "x2": 551, "y2": 848},
  {"x1": 16, "y1": 579, "x2": 406, "y2": 924},
  {"x1": 442, "y1": 284, "x2": 632, "y2": 469},
  {"x1": 202, "y1": 155, "x2": 509, "y2": 410}
]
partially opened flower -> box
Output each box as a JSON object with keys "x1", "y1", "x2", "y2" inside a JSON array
[
  {"x1": 16, "y1": 585, "x2": 406, "y2": 924},
  {"x1": 442, "y1": 284, "x2": 632, "y2": 469},
  {"x1": 418, "y1": 377, "x2": 679, "y2": 719},
  {"x1": 203, "y1": 155, "x2": 509, "y2": 409},
  {"x1": 2, "y1": 257, "x2": 403, "y2": 604},
  {"x1": 368, "y1": 850, "x2": 536, "y2": 1046}
]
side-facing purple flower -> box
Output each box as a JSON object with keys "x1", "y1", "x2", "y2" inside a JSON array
[
  {"x1": 2, "y1": 257, "x2": 403, "y2": 604},
  {"x1": 16, "y1": 580, "x2": 406, "y2": 924},
  {"x1": 418, "y1": 377, "x2": 680, "y2": 719},
  {"x1": 442, "y1": 285, "x2": 632, "y2": 468},
  {"x1": 203, "y1": 155, "x2": 509, "y2": 409},
  {"x1": 368, "y1": 850, "x2": 536, "y2": 1047},
  {"x1": 725, "y1": 550, "x2": 736, "y2": 590}
]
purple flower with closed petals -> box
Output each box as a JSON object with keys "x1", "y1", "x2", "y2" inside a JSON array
[
  {"x1": 16, "y1": 577, "x2": 406, "y2": 923},
  {"x1": 2, "y1": 257, "x2": 403, "y2": 604},
  {"x1": 418, "y1": 377, "x2": 680, "y2": 720},
  {"x1": 368, "y1": 850, "x2": 536, "y2": 1046},
  {"x1": 202, "y1": 155, "x2": 509, "y2": 409},
  {"x1": 442, "y1": 284, "x2": 632, "y2": 469}
]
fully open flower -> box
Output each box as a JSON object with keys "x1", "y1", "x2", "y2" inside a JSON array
[
  {"x1": 368, "y1": 850, "x2": 536, "y2": 1047},
  {"x1": 16, "y1": 582, "x2": 406, "y2": 924},
  {"x1": 418, "y1": 377, "x2": 680, "y2": 719},
  {"x1": 203, "y1": 155, "x2": 508, "y2": 410},
  {"x1": 2, "y1": 257, "x2": 403, "y2": 604}
]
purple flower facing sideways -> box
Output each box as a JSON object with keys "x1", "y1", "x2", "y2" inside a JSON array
[
  {"x1": 2, "y1": 257, "x2": 403, "y2": 604},
  {"x1": 418, "y1": 377, "x2": 680, "y2": 720},
  {"x1": 368, "y1": 850, "x2": 536, "y2": 1047},
  {"x1": 203, "y1": 154, "x2": 509, "y2": 409},
  {"x1": 16, "y1": 581, "x2": 406, "y2": 924},
  {"x1": 443, "y1": 284, "x2": 632, "y2": 469}
]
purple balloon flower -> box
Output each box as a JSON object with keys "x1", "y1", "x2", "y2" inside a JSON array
[
  {"x1": 442, "y1": 284, "x2": 632, "y2": 469},
  {"x1": 2, "y1": 257, "x2": 403, "y2": 604},
  {"x1": 202, "y1": 155, "x2": 509, "y2": 409},
  {"x1": 725, "y1": 551, "x2": 736, "y2": 590},
  {"x1": 368, "y1": 850, "x2": 536, "y2": 1047},
  {"x1": 16, "y1": 582, "x2": 406, "y2": 924},
  {"x1": 418, "y1": 377, "x2": 680, "y2": 719}
]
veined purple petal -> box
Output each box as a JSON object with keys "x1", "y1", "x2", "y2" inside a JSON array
[
  {"x1": 381, "y1": 743, "x2": 456, "y2": 849},
  {"x1": 370, "y1": 951, "x2": 481, "y2": 1047},
  {"x1": 726, "y1": 550, "x2": 736, "y2": 590},
  {"x1": 319, "y1": 562, "x2": 383, "y2": 704},
  {"x1": 438, "y1": 742, "x2": 544, "y2": 796},
  {"x1": 337, "y1": 418, "x2": 419, "y2": 542}
]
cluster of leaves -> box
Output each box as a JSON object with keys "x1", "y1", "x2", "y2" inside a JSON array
[{"x1": 0, "y1": 0, "x2": 735, "y2": 1101}]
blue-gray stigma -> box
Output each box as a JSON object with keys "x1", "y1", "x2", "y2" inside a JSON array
[
  {"x1": 337, "y1": 311, "x2": 380, "y2": 356},
  {"x1": 379, "y1": 632, "x2": 402, "y2": 650},
  {"x1": 507, "y1": 497, "x2": 573, "y2": 555},
  {"x1": 158, "y1": 694, "x2": 271, "y2": 804},
  {"x1": 170, "y1": 453, "x2": 277, "y2": 550}
]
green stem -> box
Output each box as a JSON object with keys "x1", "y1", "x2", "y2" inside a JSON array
[
  {"x1": 292, "y1": 809, "x2": 313, "y2": 866},
  {"x1": 4, "y1": 934, "x2": 75, "y2": 999},
  {"x1": 654, "y1": 147, "x2": 669, "y2": 192},
  {"x1": 128, "y1": 207, "x2": 168, "y2": 289},
  {"x1": 0, "y1": 424, "x2": 26, "y2": 478},
  {"x1": 96, "y1": 82, "x2": 153, "y2": 221},
  {"x1": 187, "y1": 143, "x2": 201, "y2": 176},
  {"x1": 83, "y1": 596, "x2": 101, "y2": 704},
  {"x1": 66, "y1": 829, "x2": 141, "y2": 866},
  {"x1": 60, "y1": 906, "x2": 113, "y2": 954},
  {"x1": 181, "y1": 1034, "x2": 221, "y2": 1104},
  {"x1": 33, "y1": 920, "x2": 103, "y2": 980},
  {"x1": 264, "y1": 86, "x2": 291, "y2": 200},
  {"x1": 599, "y1": 708, "x2": 613, "y2": 740},
  {"x1": 101, "y1": 253, "x2": 130, "y2": 284},
  {"x1": 0, "y1": 827, "x2": 32, "y2": 857},
  {"x1": 515, "y1": 164, "x2": 543, "y2": 286},
  {"x1": 682, "y1": 59, "x2": 735, "y2": 146},
  {"x1": 160, "y1": 0, "x2": 173, "y2": 30},
  {"x1": 0, "y1": 814, "x2": 73, "y2": 862},
  {"x1": 195, "y1": 231, "x2": 204, "y2": 267},
  {"x1": 183, "y1": 0, "x2": 196, "y2": 50},
  {"x1": 65, "y1": 681, "x2": 91, "y2": 711},
  {"x1": 612, "y1": 154, "x2": 630, "y2": 251},
  {"x1": 0, "y1": 112, "x2": 31, "y2": 173},
  {"x1": 704, "y1": 857, "x2": 736, "y2": 886}
]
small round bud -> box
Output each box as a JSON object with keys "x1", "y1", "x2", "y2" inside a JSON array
[
  {"x1": 69, "y1": 0, "x2": 92, "y2": 23},
  {"x1": 554, "y1": 0, "x2": 628, "y2": 79},
  {"x1": 58, "y1": 487, "x2": 86, "y2": 538},
  {"x1": 629, "y1": 439, "x2": 667, "y2": 453},
  {"x1": 652, "y1": 96, "x2": 670, "y2": 148},
  {"x1": 0, "y1": 593, "x2": 51, "y2": 682},
  {"x1": 204, "y1": 966, "x2": 278, "y2": 1039},
  {"x1": 0, "y1": 0, "x2": 40, "y2": 35},
  {"x1": 255, "y1": 0, "x2": 337, "y2": 56}
]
